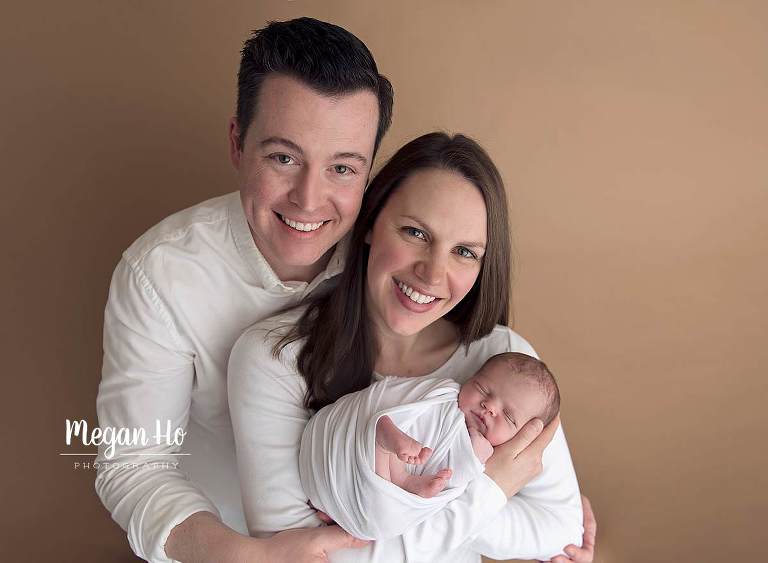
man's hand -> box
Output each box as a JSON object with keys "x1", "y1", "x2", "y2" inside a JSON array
[
  {"x1": 262, "y1": 526, "x2": 369, "y2": 563},
  {"x1": 547, "y1": 494, "x2": 597, "y2": 563},
  {"x1": 165, "y1": 511, "x2": 368, "y2": 562},
  {"x1": 484, "y1": 415, "x2": 560, "y2": 498}
]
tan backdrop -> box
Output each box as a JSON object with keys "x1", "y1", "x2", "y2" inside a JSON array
[{"x1": 3, "y1": 1, "x2": 766, "y2": 561}]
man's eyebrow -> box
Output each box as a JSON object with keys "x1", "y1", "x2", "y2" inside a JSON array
[
  {"x1": 333, "y1": 151, "x2": 368, "y2": 166},
  {"x1": 259, "y1": 138, "x2": 368, "y2": 166},
  {"x1": 260, "y1": 137, "x2": 304, "y2": 155},
  {"x1": 401, "y1": 215, "x2": 486, "y2": 249}
]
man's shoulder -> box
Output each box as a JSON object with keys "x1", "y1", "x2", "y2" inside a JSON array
[{"x1": 123, "y1": 191, "x2": 237, "y2": 266}]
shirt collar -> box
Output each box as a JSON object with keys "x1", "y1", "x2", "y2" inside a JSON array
[{"x1": 228, "y1": 192, "x2": 348, "y2": 293}]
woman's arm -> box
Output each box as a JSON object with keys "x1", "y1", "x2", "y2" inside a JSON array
[
  {"x1": 394, "y1": 415, "x2": 561, "y2": 562},
  {"x1": 468, "y1": 423, "x2": 585, "y2": 561},
  {"x1": 548, "y1": 495, "x2": 597, "y2": 563},
  {"x1": 227, "y1": 327, "x2": 321, "y2": 535}
]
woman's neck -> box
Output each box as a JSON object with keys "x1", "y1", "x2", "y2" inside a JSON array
[{"x1": 374, "y1": 318, "x2": 460, "y2": 378}]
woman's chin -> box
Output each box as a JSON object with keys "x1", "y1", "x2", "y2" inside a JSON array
[{"x1": 384, "y1": 314, "x2": 435, "y2": 337}]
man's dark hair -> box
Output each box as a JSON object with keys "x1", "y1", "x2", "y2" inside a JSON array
[{"x1": 236, "y1": 17, "x2": 394, "y2": 154}]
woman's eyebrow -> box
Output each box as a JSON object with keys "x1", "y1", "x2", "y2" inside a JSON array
[{"x1": 400, "y1": 215, "x2": 486, "y2": 249}]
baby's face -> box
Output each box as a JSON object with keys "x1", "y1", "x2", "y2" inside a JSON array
[{"x1": 458, "y1": 362, "x2": 548, "y2": 447}]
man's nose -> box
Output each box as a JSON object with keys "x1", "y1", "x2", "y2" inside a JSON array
[{"x1": 288, "y1": 169, "x2": 323, "y2": 212}]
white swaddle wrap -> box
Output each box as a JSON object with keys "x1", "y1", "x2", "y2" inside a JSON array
[{"x1": 299, "y1": 376, "x2": 484, "y2": 540}]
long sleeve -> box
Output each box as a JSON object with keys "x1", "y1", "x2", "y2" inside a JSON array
[
  {"x1": 228, "y1": 322, "x2": 583, "y2": 563},
  {"x1": 227, "y1": 327, "x2": 512, "y2": 560},
  {"x1": 398, "y1": 329, "x2": 583, "y2": 562},
  {"x1": 465, "y1": 425, "x2": 584, "y2": 561},
  {"x1": 227, "y1": 327, "x2": 321, "y2": 536},
  {"x1": 95, "y1": 258, "x2": 219, "y2": 562}
]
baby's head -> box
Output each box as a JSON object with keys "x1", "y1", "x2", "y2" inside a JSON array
[{"x1": 458, "y1": 352, "x2": 560, "y2": 446}]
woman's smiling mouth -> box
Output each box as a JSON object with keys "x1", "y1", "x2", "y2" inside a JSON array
[{"x1": 391, "y1": 278, "x2": 443, "y2": 313}]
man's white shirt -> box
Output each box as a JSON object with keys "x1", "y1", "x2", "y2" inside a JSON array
[{"x1": 96, "y1": 192, "x2": 344, "y2": 562}]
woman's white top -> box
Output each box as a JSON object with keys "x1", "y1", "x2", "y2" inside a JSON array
[{"x1": 228, "y1": 310, "x2": 584, "y2": 562}]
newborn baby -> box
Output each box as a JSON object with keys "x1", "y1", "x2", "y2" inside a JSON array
[
  {"x1": 299, "y1": 351, "x2": 562, "y2": 541},
  {"x1": 374, "y1": 352, "x2": 560, "y2": 498}
]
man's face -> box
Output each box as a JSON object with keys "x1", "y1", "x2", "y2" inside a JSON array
[
  {"x1": 458, "y1": 362, "x2": 548, "y2": 447},
  {"x1": 230, "y1": 74, "x2": 379, "y2": 282}
]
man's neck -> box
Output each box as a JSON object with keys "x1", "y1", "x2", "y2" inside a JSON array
[{"x1": 269, "y1": 248, "x2": 333, "y2": 284}]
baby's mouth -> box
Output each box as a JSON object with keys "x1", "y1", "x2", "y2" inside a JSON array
[{"x1": 471, "y1": 412, "x2": 487, "y2": 434}]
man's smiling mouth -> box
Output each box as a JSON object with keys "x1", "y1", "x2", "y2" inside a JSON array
[{"x1": 277, "y1": 213, "x2": 328, "y2": 232}]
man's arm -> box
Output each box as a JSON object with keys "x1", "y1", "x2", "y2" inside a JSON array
[
  {"x1": 165, "y1": 511, "x2": 369, "y2": 563},
  {"x1": 96, "y1": 258, "x2": 219, "y2": 561}
]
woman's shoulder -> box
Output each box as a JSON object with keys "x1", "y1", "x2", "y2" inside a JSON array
[
  {"x1": 479, "y1": 324, "x2": 539, "y2": 358},
  {"x1": 441, "y1": 324, "x2": 539, "y2": 384},
  {"x1": 239, "y1": 305, "x2": 307, "y2": 341},
  {"x1": 229, "y1": 306, "x2": 308, "y2": 381}
]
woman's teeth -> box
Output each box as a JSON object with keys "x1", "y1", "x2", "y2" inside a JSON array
[
  {"x1": 397, "y1": 281, "x2": 437, "y2": 304},
  {"x1": 280, "y1": 215, "x2": 324, "y2": 232}
]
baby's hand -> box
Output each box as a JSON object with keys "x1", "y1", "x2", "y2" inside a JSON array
[{"x1": 468, "y1": 428, "x2": 494, "y2": 464}]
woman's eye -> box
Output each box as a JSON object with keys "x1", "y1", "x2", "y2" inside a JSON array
[
  {"x1": 332, "y1": 164, "x2": 354, "y2": 175},
  {"x1": 405, "y1": 227, "x2": 427, "y2": 240},
  {"x1": 270, "y1": 153, "x2": 295, "y2": 165},
  {"x1": 456, "y1": 246, "x2": 477, "y2": 259}
]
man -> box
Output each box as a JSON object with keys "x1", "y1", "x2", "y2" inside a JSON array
[
  {"x1": 96, "y1": 18, "x2": 391, "y2": 562},
  {"x1": 96, "y1": 16, "x2": 596, "y2": 563}
]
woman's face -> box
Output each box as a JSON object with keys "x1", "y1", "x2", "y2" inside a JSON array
[{"x1": 365, "y1": 168, "x2": 488, "y2": 337}]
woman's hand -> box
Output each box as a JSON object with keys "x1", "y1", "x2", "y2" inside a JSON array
[
  {"x1": 484, "y1": 415, "x2": 560, "y2": 498},
  {"x1": 546, "y1": 495, "x2": 597, "y2": 563}
]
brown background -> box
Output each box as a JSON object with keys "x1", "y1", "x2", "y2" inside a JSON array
[{"x1": 2, "y1": 1, "x2": 766, "y2": 561}]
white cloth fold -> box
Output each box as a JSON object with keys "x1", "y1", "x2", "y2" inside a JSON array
[{"x1": 299, "y1": 377, "x2": 484, "y2": 540}]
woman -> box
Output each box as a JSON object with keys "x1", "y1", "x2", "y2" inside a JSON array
[{"x1": 229, "y1": 133, "x2": 588, "y2": 562}]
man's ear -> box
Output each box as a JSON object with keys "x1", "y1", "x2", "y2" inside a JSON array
[{"x1": 228, "y1": 117, "x2": 242, "y2": 170}]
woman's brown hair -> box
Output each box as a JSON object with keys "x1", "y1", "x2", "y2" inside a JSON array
[{"x1": 277, "y1": 132, "x2": 512, "y2": 411}]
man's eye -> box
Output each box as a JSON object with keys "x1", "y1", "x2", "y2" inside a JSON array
[
  {"x1": 270, "y1": 154, "x2": 294, "y2": 165},
  {"x1": 405, "y1": 227, "x2": 427, "y2": 240},
  {"x1": 333, "y1": 164, "x2": 354, "y2": 175},
  {"x1": 456, "y1": 246, "x2": 477, "y2": 259}
]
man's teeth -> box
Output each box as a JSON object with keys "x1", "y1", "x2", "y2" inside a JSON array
[
  {"x1": 280, "y1": 215, "x2": 324, "y2": 232},
  {"x1": 397, "y1": 281, "x2": 437, "y2": 304}
]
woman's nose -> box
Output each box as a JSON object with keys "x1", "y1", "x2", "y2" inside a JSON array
[{"x1": 414, "y1": 253, "x2": 446, "y2": 286}]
